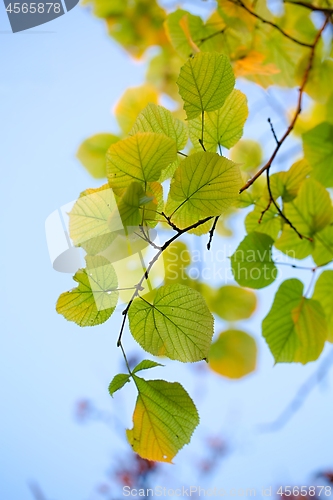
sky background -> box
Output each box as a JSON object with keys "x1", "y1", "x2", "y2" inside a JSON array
[{"x1": 1, "y1": 1, "x2": 333, "y2": 499}]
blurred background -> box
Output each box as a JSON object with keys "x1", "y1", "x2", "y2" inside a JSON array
[{"x1": 1, "y1": 1, "x2": 333, "y2": 498}]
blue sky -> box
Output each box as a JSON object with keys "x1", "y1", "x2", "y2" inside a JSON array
[{"x1": 1, "y1": 2, "x2": 333, "y2": 499}]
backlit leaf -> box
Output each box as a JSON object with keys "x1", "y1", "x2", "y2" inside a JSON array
[
  {"x1": 177, "y1": 52, "x2": 235, "y2": 119},
  {"x1": 210, "y1": 285, "x2": 257, "y2": 321},
  {"x1": 115, "y1": 85, "x2": 159, "y2": 135},
  {"x1": 303, "y1": 122, "x2": 333, "y2": 188},
  {"x1": 128, "y1": 284, "x2": 214, "y2": 362},
  {"x1": 127, "y1": 377, "x2": 199, "y2": 463},
  {"x1": 165, "y1": 152, "x2": 242, "y2": 229},
  {"x1": 262, "y1": 279, "x2": 327, "y2": 364},
  {"x1": 132, "y1": 360, "x2": 164, "y2": 374},
  {"x1": 109, "y1": 373, "x2": 130, "y2": 397},
  {"x1": 313, "y1": 271, "x2": 333, "y2": 342},
  {"x1": 77, "y1": 134, "x2": 120, "y2": 179}
]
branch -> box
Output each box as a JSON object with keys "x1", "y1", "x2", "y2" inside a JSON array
[
  {"x1": 258, "y1": 347, "x2": 333, "y2": 432},
  {"x1": 229, "y1": 0, "x2": 313, "y2": 48},
  {"x1": 117, "y1": 215, "x2": 213, "y2": 347},
  {"x1": 240, "y1": 15, "x2": 330, "y2": 194},
  {"x1": 207, "y1": 216, "x2": 219, "y2": 250},
  {"x1": 284, "y1": 0, "x2": 333, "y2": 13}
]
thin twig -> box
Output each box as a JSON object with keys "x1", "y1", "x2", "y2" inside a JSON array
[
  {"x1": 258, "y1": 348, "x2": 333, "y2": 432},
  {"x1": 207, "y1": 216, "x2": 220, "y2": 250},
  {"x1": 177, "y1": 151, "x2": 188, "y2": 157},
  {"x1": 240, "y1": 15, "x2": 330, "y2": 194},
  {"x1": 229, "y1": 0, "x2": 314, "y2": 48},
  {"x1": 116, "y1": 215, "x2": 213, "y2": 347},
  {"x1": 267, "y1": 118, "x2": 279, "y2": 146},
  {"x1": 284, "y1": 0, "x2": 333, "y2": 13}
]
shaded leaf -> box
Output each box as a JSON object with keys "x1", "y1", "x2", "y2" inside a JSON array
[{"x1": 231, "y1": 232, "x2": 277, "y2": 289}]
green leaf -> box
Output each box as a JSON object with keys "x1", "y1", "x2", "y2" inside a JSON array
[
  {"x1": 109, "y1": 373, "x2": 130, "y2": 397},
  {"x1": 56, "y1": 256, "x2": 119, "y2": 327},
  {"x1": 262, "y1": 279, "x2": 327, "y2": 364},
  {"x1": 230, "y1": 232, "x2": 277, "y2": 289},
  {"x1": 245, "y1": 199, "x2": 281, "y2": 241},
  {"x1": 313, "y1": 271, "x2": 333, "y2": 342},
  {"x1": 210, "y1": 285, "x2": 257, "y2": 321},
  {"x1": 275, "y1": 178, "x2": 333, "y2": 260},
  {"x1": 163, "y1": 241, "x2": 191, "y2": 285},
  {"x1": 165, "y1": 152, "x2": 241, "y2": 229},
  {"x1": 132, "y1": 360, "x2": 164, "y2": 374},
  {"x1": 177, "y1": 52, "x2": 235, "y2": 120},
  {"x1": 127, "y1": 376, "x2": 199, "y2": 463},
  {"x1": 209, "y1": 330, "x2": 257, "y2": 379},
  {"x1": 107, "y1": 132, "x2": 177, "y2": 194},
  {"x1": 69, "y1": 185, "x2": 122, "y2": 249},
  {"x1": 128, "y1": 284, "x2": 214, "y2": 362},
  {"x1": 188, "y1": 90, "x2": 248, "y2": 152},
  {"x1": 269, "y1": 159, "x2": 312, "y2": 203},
  {"x1": 115, "y1": 84, "x2": 159, "y2": 135},
  {"x1": 76, "y1": 134, "x2": 120, "y2": 179},
  {"x1": 303, "y1": 122, "x2": 333, "y2": 187},
  {"x1": 312, "y1": 225, "x2": 333, "y2": 266},
  {"x1": 230, "y1": 139, "x2": 263, "y2": 171},
  {"x1": 130, "y1": 103, "x2": 188, "y2": 151}
]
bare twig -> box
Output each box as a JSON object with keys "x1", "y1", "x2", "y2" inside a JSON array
[
  {"x1": 207, "y1": 216, "x2": 220, "y2": 250},
  {"x1": 240, "y1": 15, "x2": 330, "y2": 194},
  {"x1": 228, "y1": 0, "x2": 314, "y2": 48},
  {"x1": 117, "y1": 215, "x2": 213, "y2": 347}
]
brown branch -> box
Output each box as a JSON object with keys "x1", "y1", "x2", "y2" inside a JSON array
[
  {"x1": 284, "y1": 0, "x2": 333, "y2": 13},
  {"x1": 229, "y1": 0, "x2": 314, "y2": 48},
  {"x1": 240, "y1": 15, "x2": 330, "y2": 194},
  {"x1": 117, "y1": 215, "x2": 213, "y2": 347},
  {"x1": 207, "y1": 216, "x2": 219, "y2": 250}
]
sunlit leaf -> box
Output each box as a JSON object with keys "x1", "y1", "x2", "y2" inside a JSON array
[
  {"x1": 107, "y1": 132, "x2": 177, "y2": 194},
  {"x1": 166, "y1": 152, "x2": 241, "y2": 229},
  {"x1": 188, "y1": 90, "x2": 248, "y2": 152},
  {"x1": 127, "y1": 377, "x2": 199, "y2": 463},
  {"x1": 209, "y1": 330, "x2": 257, "y2": 379},
  {"x1": 177, "y1": 52, "x2": 235, "y2": 119},
  {"x1": 303, "y1": 122, "x2": 333, "y2": 188},
  {"x1": 76, "y1": 134, "x2": 120, "y2": 179},
  {"x1": 262, "y1": 279, "x2": 327, "y2": 364},
  {"x1": 132, "y1": 360, "x2": 164, "y2": 374},
  {"x1": 115, "y1": 85, "x2": 159, "y2": 135},
  {"x1": 230, "y1": 139, "x2": 263, "y2": 171},
  {"x1": 56, "y1": 256, "x2": 118, "y2": 327},
  {"x1": 128, "y1": 284, "x2": 214, "y2": 362}
]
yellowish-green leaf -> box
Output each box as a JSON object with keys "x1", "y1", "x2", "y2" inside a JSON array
[
  {"x1": 275, "y1": 178, "x2": 333, "y2": 259},
  {"x1": 128, "y1": 284, "x2": 214, "y2": 362},
  {"x1": 188, "y1": 90, "x2": 248, "y2": 152},
  {"x1": 303, "y1": 122, "x2": 333, "y2": 188},
  {"x1": 269, "y1": 159, "x2": 312, "y2": 203},
  {"x1": 166, "y1": 152, "x2": 241, "y2": 229},
  {"x1": 312, "y1": 225, "x2": 333, "y2": 266},
  {"x1": 132, "y1": 360, "x2": 164, "y2": 374},
  {"x1": 76, "y1": 134, "x2": 120, "y2": 179},
  {"x1": 127, "y1": 377, "x2": 199, "y2": 463},
  {"x1": 262, "y1": 279, "x2": 327, "y2": 364},
  {"x1": 163, "y1": 241, "x2": 191, "y2": 285},
  {"x1": 230, "y1": 139, "x2": 263, "y2": 171},
  {"x1": 56, "y1": 256, "x2": 118, "y2": 327},
  {"x1": 231, "y1": 232, "x2": 277, "y2": 289},
  {"x1": 115, "y1": 84, "x2": 159, "y2": 135},
  {"x1": 245, "y1": 199, "x2": 281, "y2": 240},
  {"x1": 210, "y1": 285, "x2": 257, "y2": 321},
  {"x1": 313, "y1": 271, "x2": 333, "y2": 342},
  {"x1": 109, "y1": 373, "x2": 130, "y2": 397},
  {"x1": 177, "y1": 52, "x2": 235, "y2": 120},
  {"x1": 209, "y1": 330, "x2": 257, "y2": 379},
  {"x1": 107, "y1": 132, "x2": 177, "y2": 194},
  {"x1": 130, "y1": 103, "x2": 188, "y2": 151}
]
